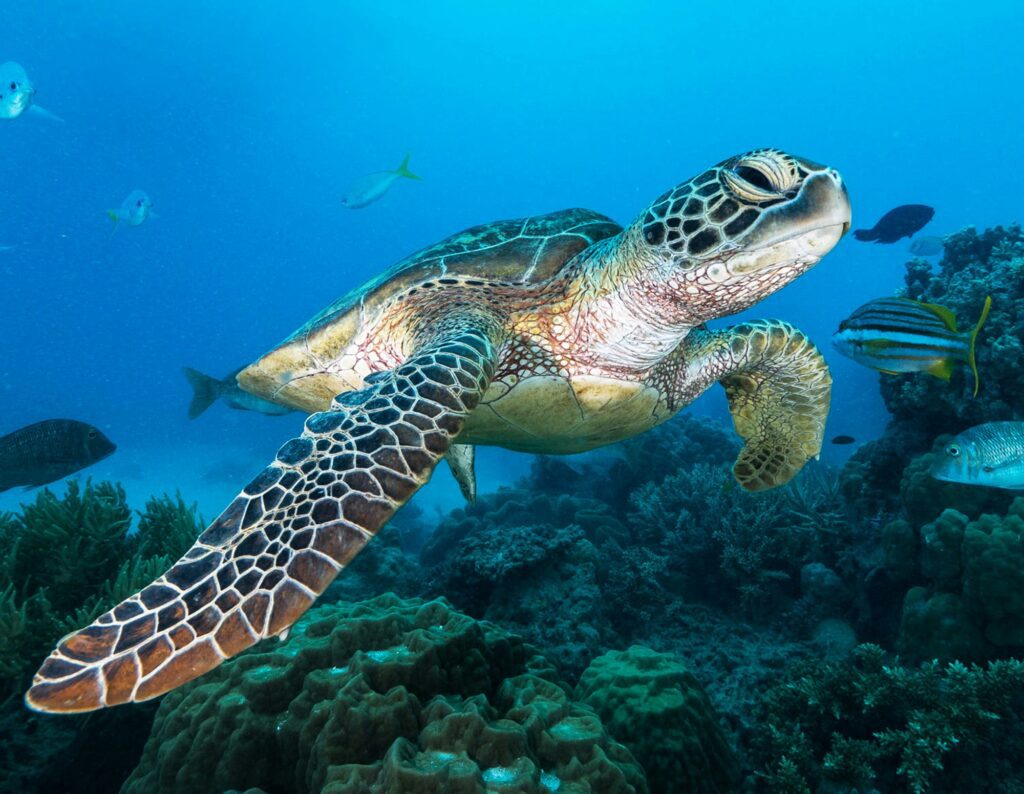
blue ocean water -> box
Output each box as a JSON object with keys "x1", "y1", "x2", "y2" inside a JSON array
[{"x1": 1, "y1": 0, "x2": 1020, "y2": 521}]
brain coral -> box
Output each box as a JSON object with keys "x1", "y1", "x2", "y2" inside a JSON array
[
  {"x1": 575, "y1": 646, "x2": 739, "y2": 794},
  {"x1": 122, "y1": 594, "x2": 648, "y2": 794}
]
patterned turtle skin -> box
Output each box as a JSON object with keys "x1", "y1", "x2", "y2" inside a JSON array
[{"x1": 26, "y1": 149, "x2": 851, "y2": 713}]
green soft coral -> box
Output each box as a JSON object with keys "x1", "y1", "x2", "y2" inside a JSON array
[
  {"x1": 0, "y1": 481, "x2": 203, "y2": 701},
  {"x1": 0, "y1": 481, "x2": 205, "y2": 794}
]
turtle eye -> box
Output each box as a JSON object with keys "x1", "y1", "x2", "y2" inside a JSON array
[
  {"x1": 945, "y1": 444, "x2": 960, "y2": 458},
  {"x1": 722, "y1": 152, "x2": 800, "y2": 203},
  {"x1": 983, "y1": 465, "x2": 995, "y2": 473},
  {"x1": 734, "y1": 165, "x2": 774, "y2": 192}
]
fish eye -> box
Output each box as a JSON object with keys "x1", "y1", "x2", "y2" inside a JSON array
[
  {"x1": 88, "y1": 430, "x2": 97, "y2": 439},
  {"x1": 9, "y1": 82, "x2": 16, "y2": 91},
  {"x1": 945, "y1": 444, "x2": 960, "y2": 458}
]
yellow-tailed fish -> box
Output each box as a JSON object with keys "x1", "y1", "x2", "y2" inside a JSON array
[
  {"x1": 831, "y1": 295, "x2": 991, "y2": 396},
  {"x1": 930, "y1": 422, "x2": 1024, "y2": 490},
  {"x1": 341, "y1": 154, "x2": 421, "y2": 209}
]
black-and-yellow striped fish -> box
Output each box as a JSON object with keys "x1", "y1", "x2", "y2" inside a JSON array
[{"x1": 831, "y1": 295, "x2": 992, "y2": 396}]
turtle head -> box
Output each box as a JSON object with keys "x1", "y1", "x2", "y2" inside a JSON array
[{"x1": 632, "y1": 149, "x2": 850, "y2": 321}]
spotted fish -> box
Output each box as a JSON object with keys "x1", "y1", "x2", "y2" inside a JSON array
[
  {"x1": 931, "y1": 422, "x2": 1024, "y2": 490},
  {"x1": 832, "y1": 295, "x2": 991, "y2": 396}
]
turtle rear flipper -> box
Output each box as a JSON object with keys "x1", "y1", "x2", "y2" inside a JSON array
[
  {"x1": 25, "y1": 319, "x2": 498, "y2": 713},
  {"x1": 687, "y1": 321, "x2": 831, "y2": 491},
  {"x1": 444, "y1": 444, "x2": 476, "y2": 503}
]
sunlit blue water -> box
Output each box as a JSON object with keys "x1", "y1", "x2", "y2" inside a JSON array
[{"x1": 2, "y1": 1, "x2": 1020, "y2": 519}]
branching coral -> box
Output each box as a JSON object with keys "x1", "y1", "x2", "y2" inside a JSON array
[
  {"x1": 754, "y1": 644, "x2": 1024, "y2": 793},
  {"x1": 625, "y1": 462, "x2": 830, "y2": 617}
]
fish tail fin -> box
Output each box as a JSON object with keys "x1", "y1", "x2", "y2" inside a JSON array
[
  {"x1": 394, "y1": 153, "x2": 422, "y2": 181},
  {"x1": 967, "y1": 295, "x2": 993, "y2": 398},
  {"x1": 853, "y1": 228, "x2": 878, "y2": 242},
  {"x1": 106, "y1": 210, "x2": 121, "y2": 241},
  {"x1": 183, "y1": 367, "x2": 222, "y2": 419},
  {"x1": 28, "y1": 105, "x2": 65, "y2": 123}
]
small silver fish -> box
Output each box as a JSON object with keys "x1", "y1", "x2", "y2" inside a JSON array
[
  {"x1": 930, "y1": 422, "x2": 1024, "y2": 490},
  {"x1": 342, "y1": 154, "x2": 421, "y2": 209},
  {"x1": 909, "y1": 236, "x2": 944, "y2": 256},
  {"x1": 107, "y1": 190, "x2": 153, "y2": 228},
  {"x1": 832, "y1": 295, "x2": 991, "y2": 396},
  {"x1": 0, "y1": 62, "x2": 63, "y2": 122}
]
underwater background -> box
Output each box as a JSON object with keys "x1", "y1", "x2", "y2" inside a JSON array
[{"x1": 3, "y1": 1, "x2": 1024, "y2": 792}]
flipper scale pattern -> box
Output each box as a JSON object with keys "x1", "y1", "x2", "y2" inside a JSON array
[{"x1": 25, "y1": 324, "x2": 497, "y2": 713}]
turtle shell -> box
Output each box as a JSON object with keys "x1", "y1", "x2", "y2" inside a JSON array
[{"x1": 239, "y1": 208, "x2": 621, "y2": 410}]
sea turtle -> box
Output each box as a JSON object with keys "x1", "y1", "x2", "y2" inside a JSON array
[{"x1": 26, "y1": 148, "x2": 850, "y2": 712}]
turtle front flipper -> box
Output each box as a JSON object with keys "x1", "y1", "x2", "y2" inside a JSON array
[
  {"x1": 25, "y1": 320, "x2": 499, "y2": 713},
  {"x1": 685, "y1": 321, "x2": 831, "y2": 492}
]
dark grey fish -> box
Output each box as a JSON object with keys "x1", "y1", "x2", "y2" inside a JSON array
[
  {"x1": 831, "y1": 435, "x2": 856, "y2": 445},
  {"x1": 184, "y1": 367, "x2": 295, "y2": 419},
  {"x1": 909, "y1": 236, "x2": 944, "y2": 256},
  {"x1": 0, "y1": 419, "x2": 116, "y2": 493},
  {"x1": 853, "y1": 204, "x2": 934, "y2": 243}
]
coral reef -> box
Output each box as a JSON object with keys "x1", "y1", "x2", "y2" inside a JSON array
[
  {"x1": 753, "y1": 644, "x2": 1024, "y2": 793},
  {"x1": 575, "y1": 646, "x2": 739, "y2": 794},
  {"x1": 423, "y1": 489, "x2": 613, "y2": 676},
  {"x1": 0, "y1": 481, "x2": 203, "y2": 794},
  {"x1": 889, "y1": 224, "x2": 1024, "y2": 430},
  {"x1": 842, "y1": 224, "x2": 1024, "y2": 514},
  {"x1": 123, "y1": 594, "x2": 648, "y2": 794}
]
